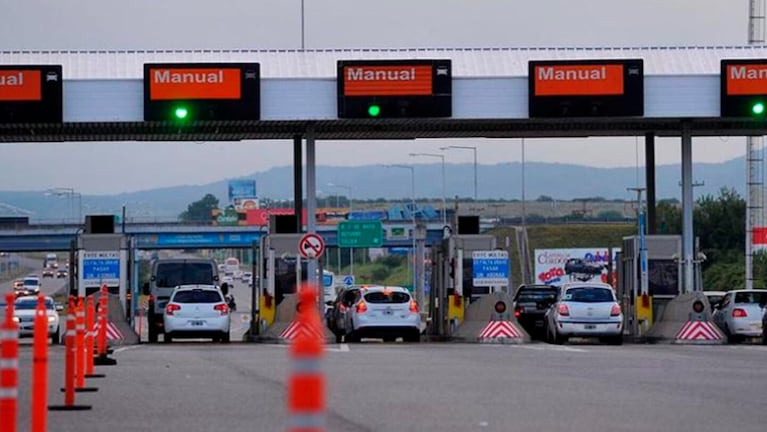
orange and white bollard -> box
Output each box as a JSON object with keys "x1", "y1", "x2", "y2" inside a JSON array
[
  {"x1": 49, "y1": 296, "x2": 91, "y2": 411},
  {"x1": 94, "y1": 285, "x2": 116, "y2": 366},
  {"x1": 84, "y1": 296, "x2": 104, "y2": 379},
  {"x1": 1, "y1": 292, "x2": 18, "y2": 432},
  {"x1": 31, "y1": 294, "x2": 48, "y2": 432},
  {"x1": 287, "y1": 286, "x2": 325, "y2": 432}
]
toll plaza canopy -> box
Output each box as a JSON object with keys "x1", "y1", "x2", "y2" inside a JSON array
[{"x1": 3, "y1": 45, "x2": 767, "y2": 141}]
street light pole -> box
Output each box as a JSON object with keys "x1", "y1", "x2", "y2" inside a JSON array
[
  {"x1": 441, "y1": 145, "x2": 478, "y2": 201},
  {"x1": 45, "y1": 187, "x2": 82, "y2": 224},
  {"x1": 329, "y1": 183, "x2": 353, "y2": 276},
  {"x1": 409, "y1": 152, "x2": 446, "y2": 227},
  {"x1": 381, "y1": 164, "x2": 417, "y2": 290}
]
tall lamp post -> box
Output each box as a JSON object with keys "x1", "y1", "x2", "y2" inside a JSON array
[
  {"x1": 328, "y1": 183, "x2": 353, "y2": 276},
  {"x1": 381, "y1": 164, "x2": 417, "y2": 291},
  {"x1": 45, "y1": 187, "x2": 82, "y2": 224},
  {"x1": 409, "y1": 152, "x2": 446, "y2": 227},
  {"x1": 440, "y1": 145, "x2": 477, "y2": 201}
]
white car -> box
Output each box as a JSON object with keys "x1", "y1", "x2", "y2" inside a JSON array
[
  {"x1": 233, "y1": 270, "x2": 243, "y2": 280},
  {"x1": 14, "y1": 296, "x2": 61, "y2": 343},
  {"x1": 221, "y1": 275, "x2": 234, "y2": 286},
  {"x1": 343, "y1": 285, "x2": 420, "y2": 343},
  {"x1": 242, "y1": 272, "x2": 253, "y2": 286},
  {"x1": 545, "y1": 282, "x2": 623, "y2": 345},
  {"x1": 712, "y1": 289, "x2": 767, "y2": 343},
  {"x1": 163, "y1": 285, "x2": 231, "y2": 343},
  {"x1": 22, "y1": 276, "x2": 42, "y2": 295}
]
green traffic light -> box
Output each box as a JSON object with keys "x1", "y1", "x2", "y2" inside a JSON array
[
  {"x1": 174, "y1": 107, "x2": 189, "y2": 120},
  {"x1": 753, "y1": 102, "x2": 765, "y2": 115},
  {"x1": 368, "y1": 104, "x2": 381, "y2": 117}
]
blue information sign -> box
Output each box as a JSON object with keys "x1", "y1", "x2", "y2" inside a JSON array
[
  {"x1": 472, "y1": 250, "x2": 509, "y2": 287},
  {"x1": 82, "y1": 250, "x2": 120, "y2": 287}
]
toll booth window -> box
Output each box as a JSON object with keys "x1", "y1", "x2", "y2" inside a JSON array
[
  {"x1": 648, "y1": 260, "x2": 678, "y2": 296},
  {"x1": 564, "y1": 287, "x2": 614, "y2": 303},
  {"x1": 734, "y1": 292, "x2": 767, "y2": 305},
  {"x1": 364, "y1": 291, "x2": 410, "y2": 304},
  {"x1": 172, "y1": 290, "x2": 223, "y2": 304}
]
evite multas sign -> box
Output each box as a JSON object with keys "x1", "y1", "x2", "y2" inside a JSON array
[
  {"x1": 0, "y1": 65, "x2": 62, "y2": 123},
  {"x1": 528, "y1": 59, "x2": 643, "y2": 117},
  {"x1": 720, "y1": 59, "x2": 767, "y2": 116},
  {"x1": 534, "y1": 248, "x2": 620, "y2": 286},
  {"x1": 337, "y1": 59, "x2": 452, "y2": 118},
  {"x1": 143, "y1": 63, "x2": 260, "y2": 121}
]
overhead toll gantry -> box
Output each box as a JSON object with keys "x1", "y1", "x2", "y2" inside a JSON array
[{"x1": 4, "y1": 46, "x2": 767, "y2": 342}]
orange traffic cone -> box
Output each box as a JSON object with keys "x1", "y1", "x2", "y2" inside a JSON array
[
  {"x1": 1, "y1": 292, "x2": 18, "y2": 432},
  {"x1": 49, "y1": 296, "x2": 91, "y2": 411}
]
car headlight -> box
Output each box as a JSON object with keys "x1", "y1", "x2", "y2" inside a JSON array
[
  {"x1": 48, "y1": 316, "x2": 56, "y2": 323},
  {"x1": 12, "y1": 316, "x2": 19, "y2": 323}
]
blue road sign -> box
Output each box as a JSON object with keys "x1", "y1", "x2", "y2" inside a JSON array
[
  {"x1": 82, "y1": 250, "x2": 120, "y2": 287},
  {"x1": 343, "y1": 275, "x2": 355, "y2": 287},
  {"x1": 472, "y1": 250, "x2": 509, "y2": 287}
]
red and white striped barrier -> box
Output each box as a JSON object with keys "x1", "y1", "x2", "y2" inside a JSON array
[
  {"x1": 675, "y1": 321, "x2": 723, "y2": 342},
  {"x1": 280, "y1": 320, "x2": 325, "y2": 341},
  {"x1": 478, "y1": 320, "x2": 524, "y2": 340},
  {"x1": 93, "y1": 321, "x2": 124, "y2": 341}
]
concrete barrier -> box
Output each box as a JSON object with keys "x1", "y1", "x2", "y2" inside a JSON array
[
  {"x1": 645, "y1": 292, "x2": 725, "y2": 344},
  {"x1": 452, "y1": 292, "x2": 530, "y2": 343},
  {"x1": 255, "y1": 294, "x2": 334, "y2": 343},
  {"x1": 104, "y1": 294, "x2": 139, "y2": 346}
]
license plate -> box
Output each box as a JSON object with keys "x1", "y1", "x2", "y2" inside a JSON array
[
  {"x1": 190, "y1": 320, "x2": 204, "y2": 326},
  {"x1": 584, "y1": 324, "x2": 596, "y2": 330}
]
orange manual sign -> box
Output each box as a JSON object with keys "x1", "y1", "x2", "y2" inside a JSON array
[
  {"x1": 725, "y1": 64, "x2": 767, "y2": 95},
  {"x1": 148, "y1": 68, "x2": 242, "y2": 100},
  {"x1": 534, "y1": 64, "x2": 624, "y2": 96},
  {"x1": 343, "y1": 65, "x2": 433, "y2": 96},
  {"x1": 0, "y1": 70, "x2": 42, "y2": 101}
]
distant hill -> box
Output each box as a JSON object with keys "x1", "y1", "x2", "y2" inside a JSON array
[{"x1": 0, "y1": 156, "x2": 747, "y2": 221}]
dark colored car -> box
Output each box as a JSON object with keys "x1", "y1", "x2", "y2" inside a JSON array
[
  {"x1": 512, "y1": 284, "x2": 560, "y2": 339},
  {"x1": 42, "y1": 267, "x2": 55, "y2": 278},
  {"x1": 56, "y1": 269, "x2": 68, "y2": 279}
]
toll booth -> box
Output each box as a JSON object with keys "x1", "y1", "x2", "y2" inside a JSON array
[
  {"x1": 429, "y1": 216, "x2": 499, "y2": 337},
  {"x1": 618, "y1": 234, "x2": 702, "y2": 338},
  {"x1": 76, "y1": 229, "x2": 129, "y2": 313},
  {"x1": 257, "y1": 233, "x2": 308, "y2": 332}
]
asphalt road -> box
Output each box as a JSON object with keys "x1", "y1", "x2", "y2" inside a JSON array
[{"x1": 13, "y1": 342, "x2": 767, "y2": 432}]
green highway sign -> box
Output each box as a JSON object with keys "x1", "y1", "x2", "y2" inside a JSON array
[{"x1": 338, "y1": 221, "x2": 383, "y2": 248}]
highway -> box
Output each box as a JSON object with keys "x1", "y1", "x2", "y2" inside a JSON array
[{"x1": 13, "y1": 342, "x2": 767, "y2": 431}]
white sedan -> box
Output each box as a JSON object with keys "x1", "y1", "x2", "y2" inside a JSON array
[
  {"x1": 163, "y1": 285, "x2": 231, "y2": 343},
  {"x1": 712, "y1": 289, "x2": 767, "y2": 343},
  {"x1": 343, "y1": 285, "x2": 420, "y2": 343},
  {"x1": 14, "y1": 296, "x2": 61, "y2": 343},
  {"x1": 545, "y1": 282, "x2": 623, "y2": 345}
]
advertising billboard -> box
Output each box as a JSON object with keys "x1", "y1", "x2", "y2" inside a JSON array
[
  {"x1": 534, "y1": 248, "x2": 619, "y2": 285},
  {"x1": 227, "y1": 180, "x2": 257, "y2": 202}
]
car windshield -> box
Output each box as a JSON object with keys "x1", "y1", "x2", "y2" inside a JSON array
[
  {"x1": 516, "y1": 288, "x2": 558, "y2": 302},
  {"x1": 364, "y1": 290, "x2": 410, "y2": 304},
  {"x1": 155, "y1": 262, "x2": 215, "y2": 288},
  {"x1": 23, "y1": 278, "x2": 39, "y2": 286},
  {"x1": 733, "y1": 291, "x2": 767, "y2": 305},
  {"x1": 172, "y1": 290, "x2": 222, "y2": 304},
  {"x1": 15, "y1": 299, "x2": 54, "y2": 310},
  {"x1": 563, "y1": 287, "x2": 614, "y2": 303}
]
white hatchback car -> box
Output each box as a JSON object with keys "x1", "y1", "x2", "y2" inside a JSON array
[
  {"x1": 545, "y1": 282, "x2": 623, "y2": 345},
  {"x1": 163, "y1": 285, "x2": 231, "y2": 343},
  {"x1": 343, "y1": 286, "x2": 420, "y2": 343},
  {"x1": 14, "y1": 296, "x2": 61, "y2": 343},
  {"x1": 712, "y1": 289, "x2": 767, "y2": 343}
]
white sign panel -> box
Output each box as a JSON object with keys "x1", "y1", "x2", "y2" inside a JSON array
[
  {"x1": 472, "y1": 250, "x2": 510, "y2": 287},
  {"x1": 80, "y1": 250, "x2": 120, "y2": 287},
  {"x1": 534, "y1": 248, "x2": 619, "y2": 286}
]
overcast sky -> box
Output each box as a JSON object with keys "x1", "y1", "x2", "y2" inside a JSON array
[{"x1": 0, "y1": 0, "x2": 755, "y2": 195}]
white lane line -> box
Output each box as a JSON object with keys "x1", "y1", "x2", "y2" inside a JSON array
[
  {"x1": 326, "y1": 344, "x2": 350, "y2": 352},
  {"x1": 515, "y1": 344, "x2": 588, "y2": 353},
  {"x1": 113, "y1": 345, "x2": 143, "y2": 354}
]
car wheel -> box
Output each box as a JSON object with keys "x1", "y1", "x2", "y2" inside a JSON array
[
  {"x1": 148, "y1": 325, "x2": 158, "y2": 343},
  {"x1": 762, "y1": 332, "x2": 767, "y2": 345},
  {"x1": 52, "y1": 327, "x2": 60, "y2": 345},
  {"x1": 334, "y1": 333, "x2": 343, "y2": 343},
  {"x1": 605, "y1": 336, "x2": 623, "y2": 346},
  {"x1": 346, "y1": 332, "x2": 360, "y2": 343},
  {"x1": 553, "y1": 329, "x2": 567, "y2": 345},
  {"x1": 163, "y1": 333, "x2": 172, "y2": 343},
  {"x1": 404, "y1": 330, "x2": 420, "y2": 343},
  {"x1": 221, "y1": 331, "x2": 230, "y2": 343}
]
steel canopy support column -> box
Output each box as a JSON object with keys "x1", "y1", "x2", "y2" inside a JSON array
[
  {"x1": 645, "y1": 133, "x2": 657, "y2": 234},
  {"x1": 305, "y1": 126, "x2": 319, "y2": 291},
  {"x1": 293, "y1": 135, "x2": 303, "y2": 234},
  {"x1": 681, "y1": 126, "x2": 695, "y2": 294}
]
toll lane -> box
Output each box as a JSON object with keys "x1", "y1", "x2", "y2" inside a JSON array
[{"x1": 12, "y1": 343, "x2": 767, "y2": 431}]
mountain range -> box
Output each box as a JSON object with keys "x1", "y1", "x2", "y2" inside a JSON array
[{"x1": 0, "y1": 156, "x2": 749, "y2": 221}]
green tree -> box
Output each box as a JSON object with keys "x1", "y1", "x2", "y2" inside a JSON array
[
  {"x1": 656, "y1": 201, "x2": 682, "y2": 234},
  {"x1": 695, "y1": 187, "x2": 745, "y2": 266},
  {"x1": 179, "y1": 193, "x2": 219, "y2": 222}
]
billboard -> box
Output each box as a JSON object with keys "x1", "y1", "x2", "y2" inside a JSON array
[
  {"x1": 534, "y1": 248, "x2": 619, "y2": 285},
  {"x1": 337, "y1": 59, "x2": 452, "y2": 118},
  {"x1": 228, "y1": 180, "x2": 257, "y2": 201},
  {"x1": 528, "y1": 59, "x2": 643, "y2": 117}
]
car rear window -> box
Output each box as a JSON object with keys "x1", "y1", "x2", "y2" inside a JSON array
[
  {"x1": 563, "y1": 287, "x2": 614, "y2": 303},
  {"x1": 734, "y1": 291, "x2": 767, "y2": 305},
  {"x1": 364, "y1": 291, "x2": 410, "y2": 304},
  {"x1": 172, "y1": 290, "x2": 222, "y2": 304},
  {"x1": 516, "y1": 289, "x2": 558, "y2": 303}
]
